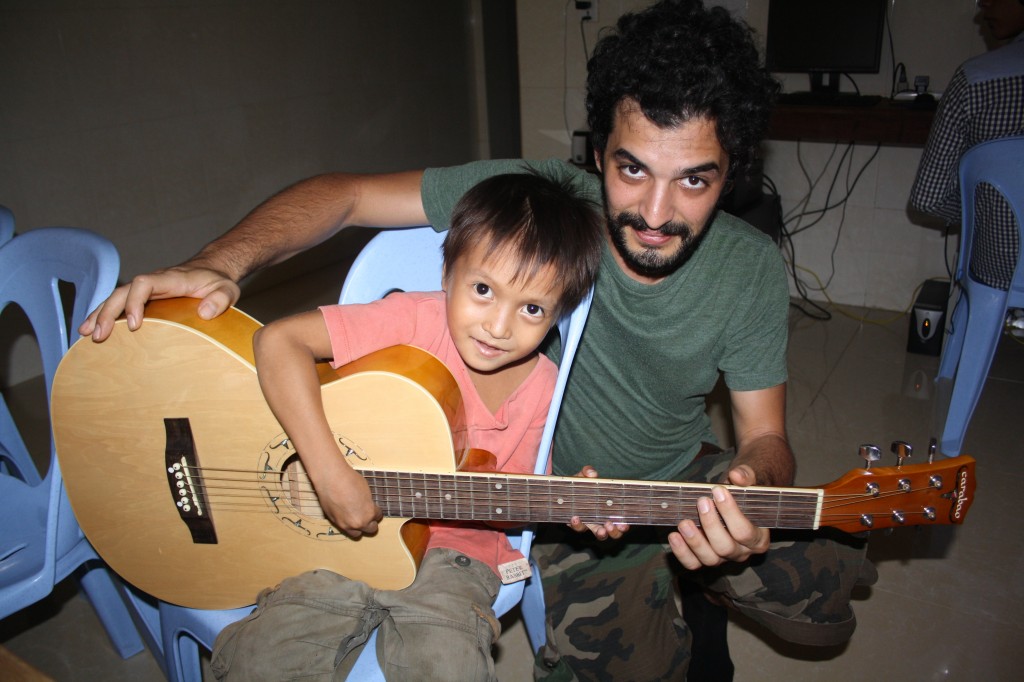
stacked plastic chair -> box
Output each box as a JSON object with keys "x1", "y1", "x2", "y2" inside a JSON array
[{"x1": 0, "y1": 211, "x2": 144, "y2": 659}]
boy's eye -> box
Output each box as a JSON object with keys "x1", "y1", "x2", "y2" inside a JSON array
[
  {"x1": 524, "y1": 304, "x2": 544, "y2": 318},
  {"x1": 474, "y1": 283, "x2": 492, "y2": 297}
]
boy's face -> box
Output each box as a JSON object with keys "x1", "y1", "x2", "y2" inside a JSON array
[
  {"x1": 443, "y1": 240, "x2": 562, "y2": 375},
  {"x1": 596, "y1": 98, "x2": 730, "y2": 284}
]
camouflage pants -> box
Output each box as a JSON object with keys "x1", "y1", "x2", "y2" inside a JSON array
[{"x1": 532, "y1": 448, "x2": 874, "y2": 681}]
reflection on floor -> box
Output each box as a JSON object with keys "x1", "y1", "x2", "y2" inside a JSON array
[{"x1": 2, "y1": 258, "x2": 1021, "y2": 680}]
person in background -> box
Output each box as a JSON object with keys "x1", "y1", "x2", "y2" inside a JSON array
[{"x1": 911, "y1": 0, "x2": 1024, "y2": 291}]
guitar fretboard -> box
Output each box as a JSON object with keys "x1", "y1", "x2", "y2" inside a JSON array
[{"x1": 363, "y1": 471, "x2": 823, "y2": 529}]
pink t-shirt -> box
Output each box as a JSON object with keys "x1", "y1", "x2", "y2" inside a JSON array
[{"x1": 319, "y1": 291, "x2": 556, "y2": 579}]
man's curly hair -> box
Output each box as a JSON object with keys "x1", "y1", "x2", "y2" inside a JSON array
[{"x1": 586, "y1": 0, "x2": 779, "y2": 179}]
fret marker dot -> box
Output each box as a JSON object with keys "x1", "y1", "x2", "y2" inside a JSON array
[
  {"x1": 415, "y1": 492, "x2": 422, "y2": 498},
  {"x1": 495, "y1": 483, "x2": 503, "y2": 490},
  {"x1": 606, "y1": 499, "x2": 613, "y2": 507},
  {"x1": 557, "y1": 498, "x2": 564, "y2": 505},
  {"x1": 495, "y1": 507, "x2": 503, "y2": 514},
  {"x1": 661, "y1": 502, "x2": 668, "y2": 509},
  {"x1": 445, "y1": 494, "x2": 452, "y2": 501}
]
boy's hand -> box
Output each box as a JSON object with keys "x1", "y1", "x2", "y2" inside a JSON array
[
  {"x1": 566, "y1": 466, "x2": 631, "y2": 541},
  {"x1": 311, "y1": 461, "x2": 384, "y2": 538}
]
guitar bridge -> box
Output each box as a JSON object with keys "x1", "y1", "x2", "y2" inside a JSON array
[{"x1": 165, "y1": 417, "x2": 217, "y2": 544}]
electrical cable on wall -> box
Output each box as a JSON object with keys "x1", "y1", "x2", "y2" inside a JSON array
[
  {"x1": 561, "y1": 0, "x2": 597, "y2": 145},
  {"x1": 561, "y1": 0, "x2": 573, "y2": 144},
  {"x1": 777, "y1": 141, "x2": 887, "y2": 321}
]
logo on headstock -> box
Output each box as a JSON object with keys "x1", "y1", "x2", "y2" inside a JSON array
[{"x1": 952, "y1": 466, "x2": 971, "y2": 522}]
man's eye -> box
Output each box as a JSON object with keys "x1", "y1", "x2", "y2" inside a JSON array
[
  {"x1": 623, "y1": 165, "x2": 644, "y2": 178},
  {"x1": 682, "y1": 176, "x2": 706, "y2": 188}
]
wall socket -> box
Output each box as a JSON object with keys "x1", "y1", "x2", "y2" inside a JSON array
[{"x1": 576, "y1": 0, "x2": 598, "y2": 22}]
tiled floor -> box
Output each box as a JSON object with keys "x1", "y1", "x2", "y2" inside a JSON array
[{"x1": 2, "y1": 250, "x2": 1022, "y2": 680}]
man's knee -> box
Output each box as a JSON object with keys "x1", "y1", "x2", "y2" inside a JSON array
[{"x1": 702, "y1": 529, "x2": 875, "y2": 647}]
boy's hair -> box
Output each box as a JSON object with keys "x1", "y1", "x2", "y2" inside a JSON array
[
  {"x1": 586, "y1": 0, "x2": 779, "y2": 180},
  {"x1": 443, "y1": 171, "x2": 603, "y2": 317}
]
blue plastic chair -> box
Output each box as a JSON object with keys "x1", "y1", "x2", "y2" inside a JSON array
[
  {"x1": 0, "y1": 223, "x2": 145, "y2": 659},
  {"x1": 155, "y1": 226, "x2": 591, "y2": 679},
  {"x1": 937, "y1": 136, "x2": 1024, "y2": 456}
]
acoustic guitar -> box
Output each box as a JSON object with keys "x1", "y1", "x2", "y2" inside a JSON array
[{"x1": 51, "y1": 299, "x2": 976, "y2": 610}]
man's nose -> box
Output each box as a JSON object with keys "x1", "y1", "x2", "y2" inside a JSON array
[{"x1": 639, "y1": 183, "x2": 673, "y2": 229}]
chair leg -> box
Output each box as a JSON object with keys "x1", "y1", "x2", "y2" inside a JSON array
[
  {"x1": 119, "y1": 584, "x2": 168, "y2": 678},
  {"x1": 940, "y1": 287, "x2": 1007, "y2": 456},
  {"x1": 520, "y1": 560, "x2": 547, "y2": 654},
  {"x1": 156, "y1": 603, "x2": 256, "y2": 682},
  {"x1": 163, "y1": 627, "x2": 205, "y2": 682},
  {"x1": 937, "y1": 292, "x2": 969, "y2": 380},
  {"x1": 77, "y1": 563, "x2": 146, "y2": 659}
]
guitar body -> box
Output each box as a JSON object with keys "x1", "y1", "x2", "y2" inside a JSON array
[{"x1": 52, "y1": 299, "x2": 466, "y2": 609}]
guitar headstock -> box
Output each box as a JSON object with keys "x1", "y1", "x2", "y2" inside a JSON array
[{"x1": 818, "y1": 455, "x2": 976, "y2": 533}]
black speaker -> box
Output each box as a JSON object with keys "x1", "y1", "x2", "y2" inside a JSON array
[{"x1": 907, "y1": 279, "x2": 949, "y2": 356}]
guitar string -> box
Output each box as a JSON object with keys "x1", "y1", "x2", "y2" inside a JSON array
[{"x1": 175, "y1": 464, "x2": 946, "y2": 527}]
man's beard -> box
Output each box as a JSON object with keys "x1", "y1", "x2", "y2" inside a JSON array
[{"x1": 606, "y1": 210, "x2": 709, "y2": 279}]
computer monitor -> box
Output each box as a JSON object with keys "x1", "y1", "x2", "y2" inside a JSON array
[{"x1": 765, "y1": 0, "x2": 887, "y2": 96}]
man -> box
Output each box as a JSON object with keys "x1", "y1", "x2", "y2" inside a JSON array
[
  {"x1": 82, "y1": 1, "x2": 869, "y2": 679},
  {"x1": 910, "y1": 0, "x2": 1024, "y2": 289}
]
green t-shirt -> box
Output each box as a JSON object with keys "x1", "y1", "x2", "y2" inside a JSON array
[{"x1": 422, "y1": 159, "x2": 788, "y2": 481}]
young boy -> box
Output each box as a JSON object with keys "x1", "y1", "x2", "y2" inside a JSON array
[{"x1": 211, "y1": 172, "x2": 602, "y2": 681}]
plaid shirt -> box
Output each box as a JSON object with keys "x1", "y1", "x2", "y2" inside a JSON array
[{"x1": 910, "y1": 34, "x2": 1024, "y2": 290}]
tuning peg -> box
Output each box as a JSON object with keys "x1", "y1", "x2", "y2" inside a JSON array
[
  {"x1": 890, "y1": 440, "x2": 913, "y2": 467},
  {"x1": 928, "y1": 437, "x2": 937, "y2": 464},
  {"x1": 859, "y1": 444, "x2": 881, "y2": 469}
]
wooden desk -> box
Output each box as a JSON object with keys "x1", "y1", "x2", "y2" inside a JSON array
[{"x1": 768, "y1": 101, "x2": 935, "y2": 146}]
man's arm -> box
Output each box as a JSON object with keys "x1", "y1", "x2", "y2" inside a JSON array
[
  {"x1": 667, "y1": 383, "x2": 792, "y2": 569},
  {"x1": 909, "y1": 68, "x2": 967, "y2": 224},
  {"x1": 80, "y1": 170, "x2": 427, "y2": 342}
]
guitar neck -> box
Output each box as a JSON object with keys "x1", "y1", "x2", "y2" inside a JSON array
[{"x1": 364, "y1": 470, "x2": 822, "y2": 530}]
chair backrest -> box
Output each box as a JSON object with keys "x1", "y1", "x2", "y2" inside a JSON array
[
  {"x1": 957, "y1": 135, "x2": 1024, "y2": 295},
  {"x1": 1, "y1": 225, "x2": 120, "y2": 586},
  {"x1": 339, "y1": 227, "x2": 446, "y2": 304}
]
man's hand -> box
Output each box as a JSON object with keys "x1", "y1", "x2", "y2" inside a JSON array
[
  {"x1": 79, "y1": 265, "x2": 241, "y2": 342},
  {"x1": 566, "y1": 466, "x2": 631, "y2": 541},
  {"x1": 667, "y1": 464, "x2": 770, "y2": 570}
]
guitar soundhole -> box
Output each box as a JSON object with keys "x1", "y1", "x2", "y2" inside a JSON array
[
  {"x1": 259, "y1": 432, "x2": 368, "y2": 540},
  {"x1": 279, "y1": 455, "x2": 324, "y2": 519}
]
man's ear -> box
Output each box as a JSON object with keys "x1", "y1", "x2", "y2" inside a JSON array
[
  {"x1": 593, "y1": 147, "x2": 603, "y2": 172},
  {"x1": 441, "y1": 263, "x2": 449, "y2": 292}
]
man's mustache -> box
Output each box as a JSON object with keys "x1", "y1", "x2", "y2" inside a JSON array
[{"x1": 613, "y1": 211, "x2": 692, "y2": 238}]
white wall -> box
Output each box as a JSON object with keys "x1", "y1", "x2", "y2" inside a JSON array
[
  {"x1": 1, "y1": 0, "x2": 483, "y2": 386},
  {"x1": 516, "y1": 0, "x2": 989, "y2": 311}
]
